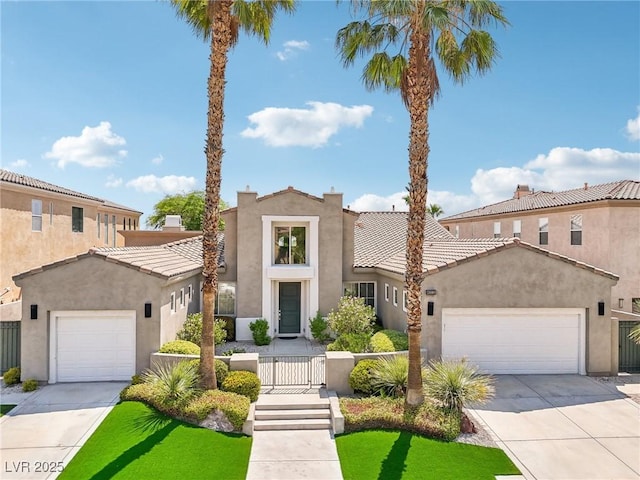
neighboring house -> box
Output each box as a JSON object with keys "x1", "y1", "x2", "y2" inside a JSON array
[
  {"x1": 439, "y1": 181, "x2": 640, "y2": 318},
  {"x1": 0, "y1": 169, "x2": 142, "y2": 303},
  {"x1": 15, "y1": 187, "x2": 620, "y2": 383}
]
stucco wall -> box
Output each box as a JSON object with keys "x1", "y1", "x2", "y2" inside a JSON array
[
  {"x1": 15, "y1": 256, "x2": 166, "y2": 381},
  {"x1": 160, "y1": 276, "x2": 201, "y2": 346}
]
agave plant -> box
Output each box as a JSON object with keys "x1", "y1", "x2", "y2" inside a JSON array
[
  {"x1": 370, "y1": 355, "x2": 410, "y2": 398},
  {"x1": 143, "y1": 361, "x2": 200, "y2": 404}
]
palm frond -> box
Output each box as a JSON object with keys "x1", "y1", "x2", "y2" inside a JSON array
[{"x1": 362, "y1": 52, "x2": 406, "y2": 92}]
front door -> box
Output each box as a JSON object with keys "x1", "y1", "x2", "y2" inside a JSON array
[{"x1": 279, "y1": 282, "x2": 301, "y2": 335}]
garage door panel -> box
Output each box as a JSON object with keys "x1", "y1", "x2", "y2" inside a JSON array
[
  {"x1": 53, "y1": 311, "x2": 136, "y2": 382},
  {"x1": 442, "y1": 309, "x2": 583, "y2": 375}
]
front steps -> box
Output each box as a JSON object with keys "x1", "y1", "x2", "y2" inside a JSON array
[{"x1": 253, "y1": 393, "x2": 332, "y2": 431}]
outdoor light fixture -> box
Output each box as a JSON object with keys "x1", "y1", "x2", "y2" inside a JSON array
[
  {"x1": 30, "y1": 304, "x2": 38, "y2": 320},
  {"x1": 427, "y1": 301, "x2": 434, "y2": 316},
  {"x1": 144, "y1": 303, "x2": 152, "y2": 318},
  {"x1": 425, "y1": 288, "x2": 437, "y2": 296},
  {"x1": 598, "y1": 301, "x2": 605, "y2": 316}
]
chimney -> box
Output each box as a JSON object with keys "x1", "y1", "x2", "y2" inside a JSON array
[
  {"x1": 163, "y1": 215, "x2": 185, "y2": 232},
  {"x1": 584, "y1": 182, "x2": 588, "y2": 190},
  {"x1": 514, "y1": 184, "x2": 532, "y2": 199}
]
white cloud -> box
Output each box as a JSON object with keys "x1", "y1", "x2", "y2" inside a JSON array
[
  {"x1": 276, "y1": 40, "x2": 310, "y2": 61},
  {"x1": 626, "y1": 108, "x2": 640, "y2": 141},
  {"x1": 241, "y1": 101, "x2": 374, "y2": 148},
  {"x1": 8, "y1": 159, "x2": 30, "y2": 170},
  {"x1": 471, "y1": 167, "x2": 544, "y2": 205},
  {"x1": 126, "y1": 174, "x2": 197, "y2": 194},
  {"x1": 151, "y1": 154, "x2": 164, "y2": 165},
  {"x1": 44, "y1": 121, "x2": 127, "y2": 168},
  {"x1": 105, "y1": 175, "x2": 123, "y2": 188},
  {"x1": 348, "y1": 190, "x2": 476, "y2": 216}
]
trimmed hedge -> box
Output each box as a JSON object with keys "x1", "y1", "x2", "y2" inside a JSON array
[
  {"x1": 370, "y1": 330, "x2": 409, "y2": 352},
  {"x1": 349, "y1": 359, "x2": 379, "y2": 394},
  {"x1": 183, "y1": 389, "x2": 250, "y2": 430},
  {"x1": 221, "y1": 371, "x2": 261, "y2": 403},
  {"x1": 3, "y1": 367, "x2": 20, "y2": 385},
  {"x1": 159, "y1": 340, "x2": 200, "y2": 355},
  {"x1": 22, "y1": 379, "x2": 38, "y2": 392},
  {"x1": 186, "y1": 359, "x2": 229, "y2": 387},
  {"x1": 327, "y1": 333, "x2": 371, "y2": 353}
]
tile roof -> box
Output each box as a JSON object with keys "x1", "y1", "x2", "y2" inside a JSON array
[
  {"x1": 0, "y1": 169, "x2": 142, "y2": 214},
  {"x1": 442, "y1": 180, "x2": 640, "y2": 221}
]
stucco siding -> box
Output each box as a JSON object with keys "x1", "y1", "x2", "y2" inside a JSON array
[{"x1": 160, "y1": 276, "x2": 201, "y2": 346}]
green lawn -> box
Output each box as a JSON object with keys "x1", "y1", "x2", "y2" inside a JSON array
[
  {"x1": 0, "y1": 404, "x2": 16, "y2": 416},
  {"x1": 336, "y1": 430, "x2": 520, "y2": 480},
  {"x1": 59, "y1": 401, "x2": 252, "y2": 480}
]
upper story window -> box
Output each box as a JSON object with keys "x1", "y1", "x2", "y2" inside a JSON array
[
  {"x1": 493, "y1": 222, "x2": 501, "y2": 238},
  {"x1": 570, "y1": 214, "x2": 582, "y2": 245},
  {"x1": 72, "y1": 207, "x2": 84, "y2": 233},
  {"x1": 112, "y1": 215, "x2": 116, "y2": 246},
  {"x1": 104, "y1": 214, "x2": 109, "y2": 243},
  {"x1": 384, "y1": 283, "x2": 390, "y2": 302},
  {"x1": 170, "y1": 292, "x2": 176, "y2": 313},
  {"x1": 97, "y1": 213, "x2": 101, "y2": 238},
  {"x1": 513, "y1": 220, "x2": 521, "y2": 238},
  {"x1": 538, "y1": 217, "x2": 548, "y2": 245},
  {"x1": 402, "y1": 290, "x2": 408, "y2": 312},
  {"x1": 32, "y1": 199, "x2": 42, "y2": 232},
  {"x1": 344, "y1": 281, "x2": 375, "y2": 309},
  {"x1": 393, "y1": 287, "x2": 398, "y2": 306},
  {"x1": 454, "y1": 225, "x2": 460, "y2": 238},
  {"x1": 274, "y1": 225, "x2": 306, "y2": 264},
  {"x1": 215, "y1": 282, "x2": 236, "y2": 316},
  {"x1": 49, "y1": 202, "x2": 53, "y2": 225}
]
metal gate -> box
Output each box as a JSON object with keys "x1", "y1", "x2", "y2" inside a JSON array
[
  {"x1": 619, "y1": 321, "x2": 640, "y2": 373},
  {"x1": 1, "y1": 321, "x2": 21, "y2": 374},
  {"x1": 258, "y1": 355, "x2": 325, "y2": 387}
]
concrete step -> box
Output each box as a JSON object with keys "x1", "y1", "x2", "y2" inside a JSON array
[
  {"x1": 254, "y1": 409, "x2": 331, "y2": 421},
  {"x1": 255, "y1": 396, "x2": 329, "y2": 411},
  {"x1": 253, "y1": 419, "x2": 332, "y2": 431}
]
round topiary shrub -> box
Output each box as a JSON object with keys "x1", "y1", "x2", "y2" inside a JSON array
[
  {"x1": 22, "y1": 379, "x2": 38, "y2": 392},
  {"x1": 221, "y1": 370, "x2": 261, "y2": 402},
  {"x1": 184, "y1": 359, "x2": 229, "y2": 388},
  {"x1": 158, "y1": 340, "x2": 200, "y2": 355},
  {"x1": 370, "y1": 330, "x2": 409, "y2": 352},
  {"x1": 349, "y1": 359, "x2": 379, "y2": 394},
  {"x1": 2, "y1": 367, "x2": 20, "y2": 385}
]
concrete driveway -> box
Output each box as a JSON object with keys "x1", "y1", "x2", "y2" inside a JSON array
[
  {"x1": 469, "y1": 375, "x2": 640, "y2": 480},
  {"x1": 1, "y1": 382, "x2": 127, "y2": 479}
]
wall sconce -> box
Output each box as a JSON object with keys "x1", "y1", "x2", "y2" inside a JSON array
[
  {"x1": 598, "y1": 301, "x2": 605, "y2": 316},
  {"x1": 144, "y1": 303, "x2": 152, "y2": 318},
  {"x1": 618, "y1": 298, "x2": 624, "y2": 309},
  {"x1": 425, "y1": 288, "x2": 437, "y2": 296},
  {"x1": 30, "y1": 304, "x2": 38, "y2": 320},
  {"x1": 427, "y1": 301, "x2": 434, "y2": 316}
]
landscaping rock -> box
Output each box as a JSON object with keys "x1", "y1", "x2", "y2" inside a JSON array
[{"x1": 199, "y1": 409, "x2": 235, "y2": 432}]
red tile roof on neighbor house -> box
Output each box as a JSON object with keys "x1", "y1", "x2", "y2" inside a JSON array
[
  {"x1": 0, "y1": 169, "x2": 142, "y2": 214},
  {"x1": 442, "y1": 180, "x2": 640, "y2": 221}
]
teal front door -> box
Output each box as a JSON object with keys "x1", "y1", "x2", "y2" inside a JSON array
[{"x1": 279, "y1": 282, "x2": 301, "y2": 335}]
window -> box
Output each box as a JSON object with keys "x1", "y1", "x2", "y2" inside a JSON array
[
  {"x1": 393, "y1": 287, "x2": 398, "y2": 307},
  {"x1": 402, "y1": 290, "x2": 408, "y2": 312},
  {"x1": 179, "y1": 289, "x2": 185, "y2": 308},
  {"x1": 344, "y1": 282, "x2": 375, "y2": 309},
  {"x1": 112, "y1": 215, "x2": 116, "y2": 246},
  {"x1": 72, "y1": 207, "x2": 84, "y2": 232},
  {"x1": 493, "y1": 222, "x2": 501, "y2": 238},
  {"x1": 31, "y1": 199, "x2": 42, "y2": 231},
  {"x1": 128, "y1": 218, "x2": 132, "y2": 230},
  {"x1": 188, "y1": 285, "x2": 193, "y2": 301},
  {"x1": 97, "y1": 214, "x2": 101, "y2": 238},
  {"x1": 134, "y1": 219, "x2": 137, "y2": 230},
  {"x1": 570, "y1": 214, "x2": 582, "y2": 245},
  {"x1": 454, "y1": 225, "x2": 459, "y2": 238},
  {"x1": 123, "y1": 218, "x2": 126, "y2": 230},
  {"x1": 215, "y1": 283, "x2": 236, "y2": 316},
  {"x1": 274, "y1": 226, "x2": 306, "y2": 264},
  {"x1": 513, "y1": 220, "x2": 521, "y2": 238},
  {"x1": 538, "y1": 217, "x2": 548, "y2": 245},
  {"x1": 170, "y1": 292, "x2": 176, "y2": 313},
  {"x1": 384, "y1": 283, "x2": 390, "y2": 302},
  {"x1": 105, "y1": 214, "x2": 109, "y2": 244},
  {"x1": 49, "y1": 202, "x2": 53, "y2": 225}
]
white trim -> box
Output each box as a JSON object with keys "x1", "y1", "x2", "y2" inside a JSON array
[
  {"x1": 170, "y1": 292, "x2": 176, "y2": 312},
  {"x1": 384, "y1": 283, "x2": 390, "y2": 302},
  {"x1": 393, "y1": 287, "x2": 398, "y2": 307},
  {"x1": 49, "y1": 310, "x2": 136, "y2": 383}
]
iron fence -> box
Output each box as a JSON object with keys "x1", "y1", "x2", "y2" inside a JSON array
[{"x1": 258, "y1": 354, "x2": 325, "y2": 387}]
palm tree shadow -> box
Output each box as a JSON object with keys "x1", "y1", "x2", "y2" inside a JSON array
[
  {"x1": 377, "y1": 431, "x2": 413, "y2": 480},
  {"x1": 88, "y1": 409, "x2": 181, "y2": 480}
]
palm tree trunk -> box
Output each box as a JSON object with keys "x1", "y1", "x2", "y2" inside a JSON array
[
  {"x1": 201, "y1": 0, "x2": 232, "y2": 390},
  {"x1": 404, "y1": 24, "x2": 432, "y2": 407}
]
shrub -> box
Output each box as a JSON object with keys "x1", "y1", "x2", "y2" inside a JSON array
[
  {"x1": 327, "y1": 333, "x2": 371, "y2": 353},
  {"x1": 371, "y1": 355, "x2": 409, "y2": 398},
  {"x1": 131, "y1": 374, "x2": 144, "y2": 385},
  {"x1": 327, "y1": 296, "x2": 375, "y2": 336},
  {"x1": 310, "y1": 311, "x2": 331, "y2": 343},
  {"x1": 222, "y1": 347, "x2": 246, "y2": 356},
  {"x1": 185, "y1": 359, "x2": 229, "y2": 388},
  {"x1": 370, "y1": 330, "x2": 409, "y2": 352},
  {"x1": 249, "y1": 318, "x2": 271, "y2": 346},
  {"x1": 2, "y1": 367, "x2": 20, "y2": 385},
  {"x1": 217, "y1": 316, "x2": 236, "y2": 342},
  {"x1": 176, "y1": 313, "x2": 227, "y2": 346},
  {"x1": 423, "y1": 359, "x2": 495, "y2": 414},
  {"x1": 221, "y1": 370, "x2": 261, "y2": 402},
  {"x1": 183, "y1": 389, "x2": 250, "y2": 430},
  {"x1": 142, "y1": 360, "x2": 200, "y2": 405},
  {"x1": 158, "y1": 340, "x2": 200, "y2": 355},
  {"x1": 349, "y1": 359, "x2": 379, "y2": 394},
  {"x1": 22, "y1": 379, "x2": 38, "y2": 392}
]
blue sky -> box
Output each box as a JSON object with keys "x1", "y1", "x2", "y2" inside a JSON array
[{"x1": 2, "y1": 1, "x2": 639, "y2": 225}]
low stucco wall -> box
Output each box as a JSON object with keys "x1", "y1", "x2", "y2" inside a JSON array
[{"x1": 0, "y1": 301, "x2": 21, "y2": 321}]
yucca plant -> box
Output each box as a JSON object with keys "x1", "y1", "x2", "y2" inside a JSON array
[
  {"x1": 142, "y1": 361, "x2": 200, "y2": 405},
  {"x1": 423, "y1": 359, "x2": 494, "y2": 432},
  {"x1": 370, "y1": 355, "x2": 410, "y2": 398}
]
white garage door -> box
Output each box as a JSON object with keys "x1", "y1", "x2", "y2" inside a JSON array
[
  {"x1": 442, "y1": 308, "x2": 585, "y2": 374},
  {"x1": 51, "y1": 311, "x2": 136, "y2": 382}
]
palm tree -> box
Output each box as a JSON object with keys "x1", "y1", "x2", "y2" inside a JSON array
[
  {"x1": 337, "y1": 0, "x2": 507, "y2": 406},
  {"x1": 171, "y1": 0, "x2": 296, "y2": 389},
  {"x1": 427, "y1": 203, "x2": 444, "y2": 218}
]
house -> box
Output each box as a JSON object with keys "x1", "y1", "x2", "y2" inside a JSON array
[
  {"x1": 439, "y1": 180, "x2": 640, "y2": 318},
  {"x1": 15, "y1": 186, "x2": 620, "y2": 383},
  {"x1": 0, "y1": 169, "x2": 142, "y2": 305}
]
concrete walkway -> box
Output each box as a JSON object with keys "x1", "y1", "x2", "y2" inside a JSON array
[
  {"x1": 0, "y1": 382, "x2": 126, "y2": 479},
  {"x1": 469, "y1": 375, "x2": 640, "y2": 480}
]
